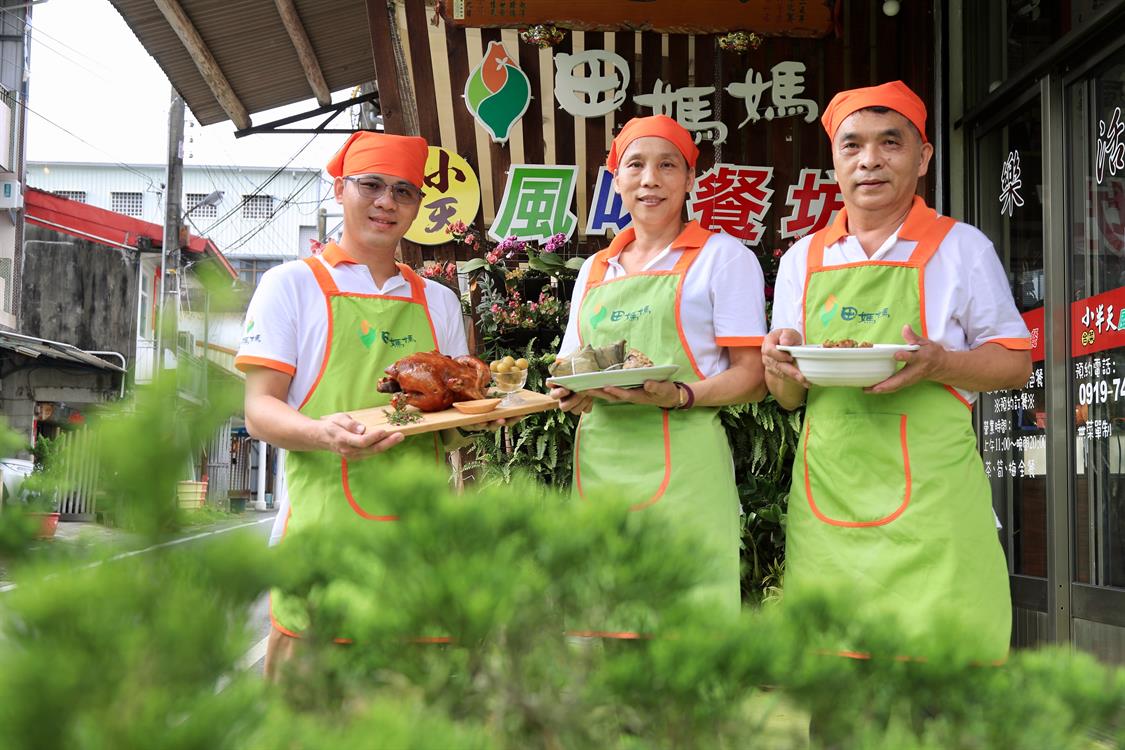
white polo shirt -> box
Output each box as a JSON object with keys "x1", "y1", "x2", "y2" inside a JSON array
[
  {"x1": 235, "y1": 243, "x2": 469, "y2": 405},
  {"x1": 559, "y1": 223, "x2": 767, "y2": 376},
  {"x1": 771, "y1": 212, "x2": 1031, "y2": 405},
  {"x1": 235, "y1": 243, "x2": 468, "y2": 546}
]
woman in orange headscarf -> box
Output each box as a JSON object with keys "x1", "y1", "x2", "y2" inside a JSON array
[{"x1": 549, "y1": 115, "x2": 767, "y2": 629}]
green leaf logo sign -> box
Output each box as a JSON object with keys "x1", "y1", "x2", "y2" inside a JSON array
[{"x1": 464, "y1": 41, "x2": 531, "y2": 144}]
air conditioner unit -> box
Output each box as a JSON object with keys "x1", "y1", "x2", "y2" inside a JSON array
[{"x1": 0, "y1": 179, "x2": 22, "y2": 209}]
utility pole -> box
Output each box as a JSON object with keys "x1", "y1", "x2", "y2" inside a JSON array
[
  {"x1": 157, "y1": 88, "x2": 186, "y2": 372},
  {"x1": 317, "y1": 206, "x2": 327, "y2": 243}
]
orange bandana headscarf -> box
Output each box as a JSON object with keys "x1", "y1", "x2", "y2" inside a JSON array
[
  {"x1": 821, "y1": 81, "x2": 928, "y2": 144},
  {"x1": 325, "y1": 131, "x2": 429, "y2": 187},
  {"x1": 606, "y1": 115, "x2": 699, "y2": 172}
]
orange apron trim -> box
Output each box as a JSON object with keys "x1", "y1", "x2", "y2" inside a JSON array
[{"x1": 802, "y1": 414, "x2": 912, "y2": 528}]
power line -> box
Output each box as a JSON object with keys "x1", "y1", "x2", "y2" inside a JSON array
[
  {"x1": 14, "y1": 94, "x2": 158, "y2": 190},
  {"x1": 223, "y1": 169, "x2": 322, "y2": 253},
  {"x1": 196, "y1": 132, "x2": 322, "y2": 237},
  {"x1": 0, "y1": 5, "x2": 116, "y2": 76}
]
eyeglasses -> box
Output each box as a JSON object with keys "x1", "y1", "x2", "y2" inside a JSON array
[{"x1": 343, "y1": 175, "x2": 424, "y2": 205}]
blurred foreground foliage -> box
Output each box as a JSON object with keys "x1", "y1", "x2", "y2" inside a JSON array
[{"x1": 0, "y1": 379, "x2": 1121, "y2": 749}]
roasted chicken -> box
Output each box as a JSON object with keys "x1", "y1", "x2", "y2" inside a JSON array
[{"x1": 377, "y1": 351, "x2": 492, "y2": 412}]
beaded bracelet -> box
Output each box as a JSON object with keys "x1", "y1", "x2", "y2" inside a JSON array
[{"x1": 676, "y1": 381, "x2": 695, "y2": 410}]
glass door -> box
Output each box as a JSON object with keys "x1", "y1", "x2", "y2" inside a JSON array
[
  {"x1": 974, "y1": 90, "x2": 1051, "y2": 646},
  {"x1": 1065, "y1": 40, "x2": 1125, "y2": 662}
]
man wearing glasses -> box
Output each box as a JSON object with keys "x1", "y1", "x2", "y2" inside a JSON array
[{"x1": 235, "y1": 131, "x2": 470, "y2": 677}]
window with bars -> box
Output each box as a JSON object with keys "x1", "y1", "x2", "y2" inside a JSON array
[
  {"x1": 185, "y1": 192, "x2": 219, "y2": 218},
  {"x1": 54, "y1": 190, "x2": 87, "y2": 203},
  {"x1": 111, "y1": 191, "x2": 144, "y2": 217},
  {"x1": 234, "y1": 258, "x2": 281, "y2": 289},
  {"x1": 241, "y1": 194, "x2": 275, "y2": 219}
]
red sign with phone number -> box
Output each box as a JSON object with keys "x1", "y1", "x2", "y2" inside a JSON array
[{"x1": 1022, "y1": 285, "x2": 1125, "y2": 362}]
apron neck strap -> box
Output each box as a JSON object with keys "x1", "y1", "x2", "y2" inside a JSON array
[
  {"x1": 805, "y1": 198, "x2": 956, "y2": 270},
  {"x1": 396, "y1": 263, "x2": 428, "y2": 304},
  {"x1": 304, "y1": 255, "x2": 340, "y2": 294},
  {"x1": 807, "y1": 227, "x2": 828, "y2": 271},
  {"x1": 906, "y1": 215, "x2": 957, "y2": 266}
]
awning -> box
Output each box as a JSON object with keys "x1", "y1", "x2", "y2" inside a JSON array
[{"x1": 0, "y1": 332, "x2": 125, "y2": 371}]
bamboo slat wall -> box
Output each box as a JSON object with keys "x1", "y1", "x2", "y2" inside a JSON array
[{"x1": 372, "y1": 0, "x2": 935, "y2": 267}]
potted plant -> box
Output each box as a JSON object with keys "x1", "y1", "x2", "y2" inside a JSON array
[{"x1": 527, "y1": 232, "x2": 584, "y2": 299}]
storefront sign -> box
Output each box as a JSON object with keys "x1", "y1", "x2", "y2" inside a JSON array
[
  {"x1": 554, "y1": 50, "x2": 630, "y2": 118},
  {"x1": 464, "y1": 41, "x2": 530, "y2": 144},
  {"x1": 635, "y1": 79, "x2": 729, "y2": 144},
  {"x1": 779, "y1": 169, "x2": 842, "y2": 239},
  {"x1": 585, "y1": 167, "x2": 630, "y2": 235},
  {"x1": 1071, "y1": 284, "x2": 1125, "y2": 357},
  {"x1": 442, "y1": 1, "x2": 835, "y2": 37},
  {"x1": 406, "y1": 147, "x2": 481, "y2": 245},
  {"x1": 687, "y1": 164, "x2": 774, "y2": 245},
  {"x1": 726, "y1": 62, "x2": 819, "y2": 125},
  {"x1": 490, "y1": 164, "x2": 579, "y2": 242}
]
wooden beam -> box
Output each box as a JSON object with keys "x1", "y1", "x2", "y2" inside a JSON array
[
  {"x1": 152, "y1": 0, "x2": 252, "y2": 130},
  {"x1": 273, "y1": 0, "x2": 332, "y2": 107},
  {"x1": 365, "y1": 0, "x2": 406, "y2": 134}
]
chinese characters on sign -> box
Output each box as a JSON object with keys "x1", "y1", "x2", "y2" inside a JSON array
[
  {"x1": 405, "y1": 147, "x2": 482, "y2": 246},
  {"x1": 490, "y1": 164, "x2": 579, "y2": 242},
  {"x1": 999, "y1": 149, "x2": 1025, "y2": 218},
  {"x1": 1071, "y1": 285, "x2": 1125, "y2": 357},
  {"x1": 1097, "y1": 106, "x2": 1125, "y2": 186},
  {"x1": 982, "y1": 364, "x2": 1046, "y2": 480},
  {"x1": 585, "y1": 167, "x2": 631, "y2": 236},
  {"x1": 634, "y1": 79, "x2": 728, "y2": 144},
  {"x1": 780, "y1": 169, "x2": 843, "y2": 239},
  {"x1": 546, "y1": 56, "x2": 819, "y2": 144},
  {"x1": 687, "y1": 164, "x2": 774, "y2": 244},
  {"x1": 553, "y1": 50, "x2": 631, "y2": 118},
  {"x1": 491, "y1": 164, "x2": 842, "y2": 245},
  {"x1": 726, "y1": 61, "x2": 819, "y2": 126}
]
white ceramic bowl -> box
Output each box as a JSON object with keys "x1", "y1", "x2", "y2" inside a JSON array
[{"x1": 777, "y1": 344, "x2": 919, "y2": 388}]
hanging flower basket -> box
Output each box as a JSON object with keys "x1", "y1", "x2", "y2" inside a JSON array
[
  {"x1": 520, "y1": 24, "x2": 566, "y2": 49},
  {"x1": 718, "y1": 31, "x2": 763, "y2": 53}
]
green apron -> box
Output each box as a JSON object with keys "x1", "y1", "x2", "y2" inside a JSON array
[
  {"x1": 271, "y1": 253, "x2": 444, "y2": 638},
  {"x1": 785, "y1": 200, "x2": 1011, "y2": 663},
  {"x1": 572, "y1": 234, "x2": 742, "y2": 636}
]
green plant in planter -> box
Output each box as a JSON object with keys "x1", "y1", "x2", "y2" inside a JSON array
[{"x1": 526, "y1": 232, "x2": 584, "y2": 281}]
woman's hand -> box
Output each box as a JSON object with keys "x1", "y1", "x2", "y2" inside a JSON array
[
  {"x1": 592, "y1": 380, "x2": 680, "y2": 408},
  {"x1": 550, "y1": 385, "x2": 596, "y2": 414}
]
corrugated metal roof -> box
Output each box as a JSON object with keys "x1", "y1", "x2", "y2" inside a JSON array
[
  {"x1": 0, "y1": 332, "x2": 125, "y2": 371},
  {"x1": 104, "y1": 0, "x2": 376, "y2": 126}
]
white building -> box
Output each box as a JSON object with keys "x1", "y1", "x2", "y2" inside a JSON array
[{"x1": 27, "y1": 160, "x2": 333, "y2": 286}]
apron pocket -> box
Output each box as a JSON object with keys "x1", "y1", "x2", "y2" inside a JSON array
[
  {"x1": 803, "y1": 412, "x2": 911, "y2": 527},
  {"x1": 575, "y1": 406, "x2": 672, "y2": 510},
  {"x1": 340, "y1": 434, "x2": 443, "y2": 520}
]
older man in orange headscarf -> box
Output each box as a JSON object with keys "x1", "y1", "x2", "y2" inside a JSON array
[
  {"x1": 236, "y1": 131, "x2": 476, "y2": 678},
  {"x1": 762, "y1": 81, "x2": 1032, "y2": 669}
]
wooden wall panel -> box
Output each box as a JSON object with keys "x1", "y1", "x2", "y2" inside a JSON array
[{"x1": 380, "y1": 0, "x2": 936, "y2": 263}]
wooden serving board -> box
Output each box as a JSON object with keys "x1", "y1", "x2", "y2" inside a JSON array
[{"x1": 349, "y1": 390, "x2": 559, "y2": 437}]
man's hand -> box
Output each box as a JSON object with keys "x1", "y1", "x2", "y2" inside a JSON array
[
  {"x1": 865, "y1": 324, "x2": 949, "y2": 394},
  {"x1": 762, "y1": 328, "x2": 808, "y2": 387},
  {"x1": 550, "y1": 385, "x2": 596, "y2": 414},
  {"x1": 316, "y1": 412, "x2": 404, "y2": 459}
]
